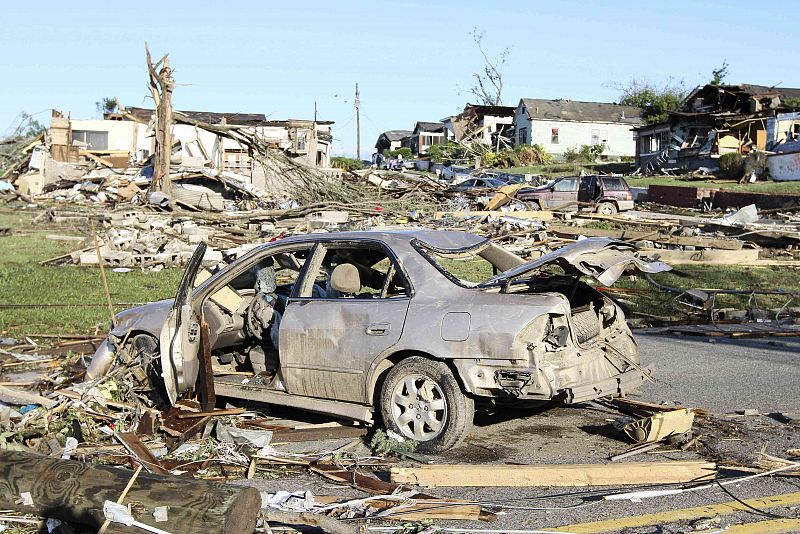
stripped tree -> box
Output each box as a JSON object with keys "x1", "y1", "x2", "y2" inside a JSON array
[
  {"x1": 468, "y1": 28, "x2": 509, "y2": 106},
  {"x1": 145, "y1": 43, "x2": 175, "y2": 197}
]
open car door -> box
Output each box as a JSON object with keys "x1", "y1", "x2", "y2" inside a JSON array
[{"x1": 159, "y1": 242, "x2": 208, "y2": 404}]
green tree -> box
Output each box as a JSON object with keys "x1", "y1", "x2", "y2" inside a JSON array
[
  {"x1": 616, "y1": 79, "x2": 687, "y2": 125},
  {"x1": 710, "y1": 60, "x2": 729, "y2": 85},
  {"x1": 96, "y1": 97, "x2": 119, "y2": 117},
  {"x1": 6, "y1": 112, "x2": 45, "y2": 140}
]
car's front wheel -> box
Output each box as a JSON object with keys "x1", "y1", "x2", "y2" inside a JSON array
[{"x1": 379, "y1": 356, "x2": 473, "y2": 453}]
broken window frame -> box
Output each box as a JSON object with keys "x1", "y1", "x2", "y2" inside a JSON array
[
  {"x1": 292, "y1": 239, "x2": 413, "y2": 301},
  {"x1": 72, "y1": 130, "x2": 109, "y2": 150}
]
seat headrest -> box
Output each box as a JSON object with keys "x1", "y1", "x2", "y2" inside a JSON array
[{"x1": 330, "y1": 264, "x2": 361, "y2": 294}]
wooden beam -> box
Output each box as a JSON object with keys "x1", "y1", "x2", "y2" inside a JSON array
[
  {"x1": 433, "y1": 210, "x2": 553, "y2": 220},
  {"x1": 390, "y1": 461, "x2": 716, "y2": 487},
  {"x1": 0, "y1": 450, "x2": 260, "y2": 534},
  {"x1": 78, "y1": 149, "x2": 114, "y2": 168},
  {"x1": 552, "y1": 491, "x2": 800, "y2": 533}
]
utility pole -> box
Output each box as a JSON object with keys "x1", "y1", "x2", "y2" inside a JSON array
[{"x1": 354, "y1": 83, "x2": 361, "y2": 161}]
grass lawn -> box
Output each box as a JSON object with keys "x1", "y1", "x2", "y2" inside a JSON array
[
  {"x1": 623, "y1": 175, "x2": 800, "y2": 194},
  {"x1": 613, "y1": 265, "x2": 800, "y2": 318},
  {"x1": 0, "y1": 209, "x2": 183, "y2": 338}
]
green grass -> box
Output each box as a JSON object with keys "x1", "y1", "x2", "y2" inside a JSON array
[
  {"x1": 623, "y1": 175, "x2": 800, "y2": 194},
  {"x1": 0, "y1": 210, "x2": 183, "y2": 338},
  {"x1": 613, "y1": 266, "x2": 800, "y2": 318}
]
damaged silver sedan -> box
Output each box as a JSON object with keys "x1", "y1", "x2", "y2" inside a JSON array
[{"x1": 87, "y1": 231, "x2": 670, "y2": 451}]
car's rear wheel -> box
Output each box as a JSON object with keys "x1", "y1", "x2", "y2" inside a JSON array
[
  {"x1": 379, "y1": 356, "x2": 473, "y2": 453},
  {"x1": 596, "y1": 201, "x2": 618, "y2": 215}
]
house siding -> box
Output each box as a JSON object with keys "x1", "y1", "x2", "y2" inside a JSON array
[{"x1": 513, "y1": 100, "x2": 639, "y2": 158}]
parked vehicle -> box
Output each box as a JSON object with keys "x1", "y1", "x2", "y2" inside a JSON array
[
  {"x1": 86, "y1": 231, "x2": 669, "y2": 452},
  {"x1": 448, "y1": 176, "x2": 508, "y2": 192},
  {"x1": 516, "y1": 175, "x2": 634, "y2": 214}
]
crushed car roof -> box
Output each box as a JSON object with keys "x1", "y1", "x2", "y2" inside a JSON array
[{"x1": 276, "y1": 229, "x2": 487, "y2": 252}]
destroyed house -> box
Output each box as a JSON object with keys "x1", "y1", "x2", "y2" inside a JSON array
[
  {"x1": 410, "y1": 121, "x2": 446, "y2": 155},
  {"x1": 513, "y1": 98, "x2": 642, "y2": 159},
  {"x1": 374, "y1": 130, "x2": 412, "y2": 154},
  {"x1": 47, "y1": 107, "x2": 334, "y2": 190},
  {"x1": 634, "y1": 83, "x2": 800, "y2": 173},
  {"x1": 442, "y1": 104, "x2": 516, "y2": 148}
]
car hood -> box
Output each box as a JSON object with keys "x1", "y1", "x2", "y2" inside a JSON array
[
  {"x1": 110, "y1": 298, "x2": 173, "y2": 338},
  {"x1": 481, "y1": 237, "x2": 671, "y2": 287}
]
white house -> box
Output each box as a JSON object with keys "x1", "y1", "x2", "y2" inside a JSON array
[{"x1": 513, "y1": 99, "x2": 642, "y2": 159}]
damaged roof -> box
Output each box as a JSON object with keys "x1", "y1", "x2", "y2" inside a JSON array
[
  {"x1": 124, "y1": 107, "x2": 334, "y2": 126},
  {"x1": 414, "y1": 121, "x2": 446, "y2": 133},
  {"x1": 379, "y1": 130, "x2": 413, "y2": 141},
  {"x1": 518, "y1": 99, "x2": 642, "y2": 124}
]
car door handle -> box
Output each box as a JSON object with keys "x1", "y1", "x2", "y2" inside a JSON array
[{"x1": 366, "y1": 323, "x2": 390, "y2": 336}]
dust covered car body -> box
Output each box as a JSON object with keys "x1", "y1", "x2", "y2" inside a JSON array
[{"x1": 87, "y1": 231, "x2": 669, "y2": 451}]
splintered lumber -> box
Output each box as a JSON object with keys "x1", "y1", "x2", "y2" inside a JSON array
[
  {"x1": 433, "y1": 210, "x2": 553, "y2": 221},
  {"x1": 0, "y1": 450, "x2": 260, "y2": 533},
  {"x1": 547, "y1": 224, "x2": 744, "y2": 250},
  {"x1": 641, "y1": 248, "x2": 760, "y2": 265},
  {"x1": 390, "y1": 461, "x2": 716, "y2": 487}
]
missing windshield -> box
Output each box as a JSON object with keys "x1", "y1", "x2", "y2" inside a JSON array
[{"x1": 412, "y1": 239, "x2": 526, "y2": 288}]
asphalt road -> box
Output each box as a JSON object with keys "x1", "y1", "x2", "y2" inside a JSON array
[{"x1": 239, "y1": 332, "x2": 800, "y2": 533}]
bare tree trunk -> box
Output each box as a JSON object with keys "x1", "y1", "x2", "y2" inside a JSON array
[{"x1": 145, "y1": 43, "x2": 175, "y2": 198}]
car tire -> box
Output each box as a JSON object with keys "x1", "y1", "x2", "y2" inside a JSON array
[
  {"x1": 524, "y1": 201, "x2": 541, "y2": 211},
  {"x1": 127, "y1": 334, "x2": 170, "y2": 408},
  {"x1": 596, "y1": 202, "x2": 618, "y2": 215},
  {"x1": 379, "y1": 356, "x2": 474, "y2": 453}
]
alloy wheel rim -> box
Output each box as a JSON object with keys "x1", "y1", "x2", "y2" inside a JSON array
[{"x1": 391, "y1": 374, "x2": 448, "y2": 441}]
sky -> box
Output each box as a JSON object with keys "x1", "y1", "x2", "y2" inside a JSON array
[{"x1": 2, "y1": 1, "x2": 799, "y2": 158}]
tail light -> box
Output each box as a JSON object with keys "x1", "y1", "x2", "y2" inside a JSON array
[{"x1": 625, "y1": 191, "x2": 633, "y2": 201}]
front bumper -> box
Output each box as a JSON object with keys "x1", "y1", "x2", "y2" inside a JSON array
[{"x1": 563, "y1": 365, "x2": 652, "y2": 404}]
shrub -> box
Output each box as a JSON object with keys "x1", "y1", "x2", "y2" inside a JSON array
[
  {"x1": 428, "y1": 142, "x2": 467, "y2": 164},
  {"x1": 564, "y1": 144, "x2": 605, "y2": 163},
  {"x1": 330, "y1": 156, "x2": 364, "y2": 171},
  {"x1": 718, "y1": 153, "x2": 745, "y2": 179},
  {"x1": 384, "y1": 147, "x2": 412, "y2": 159}
]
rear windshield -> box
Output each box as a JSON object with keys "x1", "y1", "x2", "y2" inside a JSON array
[
  {"x1": 414, "y1": 241, "x2": 526, "y2": 287},
  {"x1": 601, "y1": 177, "x2": 628, "y2": 191}
]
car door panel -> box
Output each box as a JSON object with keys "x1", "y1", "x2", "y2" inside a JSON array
[
  {"x1": 159, "y1": 242, "x2": 207, "y2": 404},
  {"x1": 279, "y1": 298, "x2": 410, "y2": 402}
]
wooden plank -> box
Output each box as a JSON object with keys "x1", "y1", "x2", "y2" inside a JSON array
[
  {"x1": 433, "y1": 210, "x2": 553, "y2": 221},
  {"x1": 552, "y1": 491, "x2": 800, "y2": 533},
  {"x1": 640, "y1": 248, "x2": 760, "y2": 265},
  {"x1": 196, "y1": 321, "x2": 216, "y2": 412},
  {"x1": 314, "y1": 494, "x2": 493, "y2": 521},
  {"x1": 390, "y1": 461, "x2": 716, "y2": 487},
  {"x1": 115, "y1": 432, "x2": 170, "y2": 475},
  {"x1": 78, "y1": 148, "x2": 115, "y2": 168},
  {"x1": 486, "y1": 184, "x2": 525, "y2": 211}
]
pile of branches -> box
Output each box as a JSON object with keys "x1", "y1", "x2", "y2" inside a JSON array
[{"x1": 0, "y1": 133, "x2": 42, "y2": 182}]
